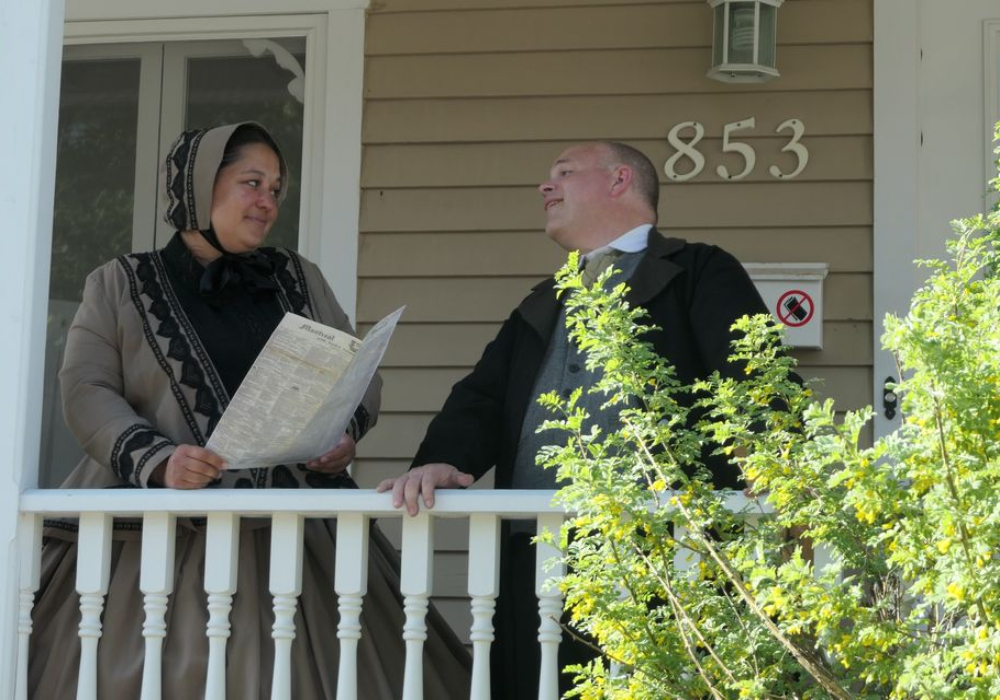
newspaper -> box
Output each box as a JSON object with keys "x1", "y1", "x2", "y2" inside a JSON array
[{"x1": 205, "y1": 307, "x2": 403, "y2": 470}]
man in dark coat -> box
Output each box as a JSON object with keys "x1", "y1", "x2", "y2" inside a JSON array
[{"x1": 378, "y1": 141, "x2": 769, "y2": 697}]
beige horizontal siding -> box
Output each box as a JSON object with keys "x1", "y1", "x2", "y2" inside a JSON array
[
  {"x1": 377, "y1": 362, "x2": 872, "y2": 413},
  {"x1": 365, "y1": 320, "x2": 873, "y2": 370},
  {"x1": 357, "y1": 273, "x2": 871, "y2": 323},
  {"x1": 363, "y1": 138, "x2": 872, "y2": 187},
  {"x1": 360, "y1": 183, "x2": 872, "y2": 232},
  {"x1": 366, "y1": 45, "x2": 871, "y2": 99},
  {"x1": 364, "y1": 91, "x2": 872, "y2": 143},
  {"x1": 360, "y1": 228, "x2": 873, "y2": 275},
  {"x1": 367, "y1": 0, "x2": 872, "y2": 51}
]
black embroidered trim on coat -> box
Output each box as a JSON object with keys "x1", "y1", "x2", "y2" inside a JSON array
[
  {"x1": 136, "y1": 439, "x2": 174, "y2": 485},
  {"x1": 117, "y1": 428, "x2": 168, "y2": 486},
  {"x1": 111, "y1": 424, "x2": 173, "y2": 484},
  {"x1": 348, "y1": 404, "x2": 373, "y2": 442},
  {"x1": 271, "y1": 249, "x2": 314, "y2": 318},
  {"x1": 121, "y1": 255, "x2": 208, "y2": 445},
  {"x1": 43, "y1": 518, "x2": 144, "y2": 535},
  {"x1": 120, "y1": 253, "x2": 230, "y2": 446},
  {"x1": 150, "y1": 251, "x2": 230, "y2": 437}
]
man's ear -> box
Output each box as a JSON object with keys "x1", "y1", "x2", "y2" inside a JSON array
[{"x1": 609, "y1": 165, "x2": 634, "y2": 198}]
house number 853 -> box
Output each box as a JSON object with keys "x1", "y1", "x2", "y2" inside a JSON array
[{"x1": 663, "y1": 117, "x2": 809, "y2": 182}]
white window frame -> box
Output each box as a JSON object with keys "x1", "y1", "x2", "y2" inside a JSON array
[{"x1": 64, "y1": 2, "x2": 369, "y2": 319}]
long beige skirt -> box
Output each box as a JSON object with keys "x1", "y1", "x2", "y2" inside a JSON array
[{"x1": 29, "y1": 519, "x2": 471, "y2": 699}]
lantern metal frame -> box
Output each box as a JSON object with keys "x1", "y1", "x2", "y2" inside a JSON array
[{"x1": 707, "y1": 0, "x2": 784, "y2": 84}]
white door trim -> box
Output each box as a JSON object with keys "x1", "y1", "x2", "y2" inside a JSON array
[
  {"x1": 985, "y1": 19, "x2": 1000, "y2": 210},
  {"x1": 872, "y1": 0, "x2": 920, "y2": 438},
  {"x1": 64, "y1": 10, "x2": 367, "y2": 320}
]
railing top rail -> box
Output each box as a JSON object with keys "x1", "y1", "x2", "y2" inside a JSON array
[
  {"x1": 20, "y1": 488, "x2": 769, "y2": 518},
  {"x1": 21, "y1": 489, "x2": 563, "y2": 518}
]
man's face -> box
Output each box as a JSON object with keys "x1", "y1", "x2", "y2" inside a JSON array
[{"x1": 538, "y1": 144, "x2": 615, "y2": 252}]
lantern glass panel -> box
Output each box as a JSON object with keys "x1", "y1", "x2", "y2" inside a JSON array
[
  {"x1": 713, "y1": 3, "x2": 726, "y2": 66},
  {"x1": 758, "y1": 3, "x2": 777, "y2": 68},
  {"x1": 729, "y1": 1, "x2": 757, "y2": 65}
]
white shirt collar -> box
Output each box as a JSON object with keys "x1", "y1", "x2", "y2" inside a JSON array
[{"x1": 583, "y1": 224, "x2": 654, "y2": 261}]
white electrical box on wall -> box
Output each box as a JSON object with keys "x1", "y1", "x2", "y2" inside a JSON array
[{"x1": 743, "y1": 263, "x2": 829, "y2": 349}]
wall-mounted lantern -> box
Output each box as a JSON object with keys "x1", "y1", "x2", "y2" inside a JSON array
[{"x1": 707, "y1": 0, "x2": 783, "y2": 83}]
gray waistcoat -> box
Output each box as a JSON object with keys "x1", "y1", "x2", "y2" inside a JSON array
[{"x1": 512, "y1": 251, "x2": 644, "y2": 489}]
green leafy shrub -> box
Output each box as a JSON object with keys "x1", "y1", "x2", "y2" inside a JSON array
[{"x1": 539, "y1": 153, "x2": 1000, "y2": 699}]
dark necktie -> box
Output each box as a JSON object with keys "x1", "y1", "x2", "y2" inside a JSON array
[{"x1": 581, "y1": 248, "x2": 623, "y2": 287}]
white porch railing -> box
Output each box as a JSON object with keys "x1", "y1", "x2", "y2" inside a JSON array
[{"x1": 15, "y1": 489, "x2": 762, "y2": 700}]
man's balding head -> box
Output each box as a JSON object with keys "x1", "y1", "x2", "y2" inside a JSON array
[
  {"x1": 601, "y1": 141, "x2": 660, "y2": 213},
  {"x1": 538, "y1": 141, "x2": 659, "y2": 253}
]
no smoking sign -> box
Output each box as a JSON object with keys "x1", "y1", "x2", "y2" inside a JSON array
[
  {"x1": 776, "y1": 290, "x2": 815, "y2": 328},
  {"x1": 743, "y1": 263, "x2": 827, "y2": 349}
]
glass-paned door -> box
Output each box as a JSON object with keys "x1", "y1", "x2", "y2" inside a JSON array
[{"x1": 42, "y1": 38, "x2": 308, "y2": 486}]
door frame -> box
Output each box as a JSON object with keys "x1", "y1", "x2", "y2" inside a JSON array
[
  {"x1": 872, "y1": 0, "x2": 920, "y2": 438},
  {"x1": 874, "y1": 1, "x2": 1000, "y2": 438},
  {"x1": 985, "y1": 19, "x2": 1000, "y2": 209},
  {"x1": 64, "y1": 7, "x2": 368, "y2": 319}
]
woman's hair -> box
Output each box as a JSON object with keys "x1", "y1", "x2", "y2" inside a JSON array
[{"x1": 219, "y1": 123, "x2": 285, "y2": 172}]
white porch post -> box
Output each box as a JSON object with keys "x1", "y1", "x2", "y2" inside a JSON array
[
  {"x1": 0, "y1": 0, "x2": 65, "y2": 694},
  {"x1": 872, "y1": 0, "x2": 919, "y2": 438}
]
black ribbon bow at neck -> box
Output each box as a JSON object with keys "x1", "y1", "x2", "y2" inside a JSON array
[{"x1": 197, "y1": 228, "x2": 280, "y2": 296}]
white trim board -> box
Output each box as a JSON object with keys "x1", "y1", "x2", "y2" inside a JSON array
[
  {"x1": 872, "y1": 0, "x2": 919, "y2": 439},
  {"x1": 65, "y1": 0, "x2": 369, "y2": 22},
  {"x1": 985, "y1": 19, "x2": 1000, "y2": 210}
]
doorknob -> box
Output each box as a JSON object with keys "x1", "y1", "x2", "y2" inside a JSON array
[{"x1": 882, "y1": 376, "x2": 898, "y2": 420}]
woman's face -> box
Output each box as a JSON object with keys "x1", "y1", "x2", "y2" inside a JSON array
[{"x1": 210, "y1": 142, "x2": 283, "y2": 254}]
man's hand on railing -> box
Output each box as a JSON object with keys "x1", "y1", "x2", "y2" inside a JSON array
[
  {"x1": 376, "y1": 463, "x2": 475, "y2": 516},
  {"x1": 150, "y1": 444, "x2": 226, "y2": 489},
  {"x1": 305, "y1": 433, "x2": 356, "y2": 473}
]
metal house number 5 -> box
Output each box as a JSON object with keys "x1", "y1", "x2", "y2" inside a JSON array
[
  {"x1": 716, "y1": 117, "x2": 756, "y2": 181},
  {"x1": 663, "y1": 118, "x2": 809, "y2": 182}
]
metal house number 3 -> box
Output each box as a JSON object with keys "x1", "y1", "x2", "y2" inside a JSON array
[{"x1": 664, "y1": 117, "x2": 809, "y2": 182}]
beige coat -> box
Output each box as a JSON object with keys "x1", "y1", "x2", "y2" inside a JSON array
[{"x1": 58, "y1": 245, "x2": 380, "y2": 490}]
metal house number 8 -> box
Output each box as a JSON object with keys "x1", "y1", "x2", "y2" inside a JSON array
[{"x1": 663, "y1": 118, "x2": 809, "y2": 182}]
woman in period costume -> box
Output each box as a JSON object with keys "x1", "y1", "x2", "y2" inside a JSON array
[{"x1": 29, "y1": 122, "x2": 470, "y2": 698}]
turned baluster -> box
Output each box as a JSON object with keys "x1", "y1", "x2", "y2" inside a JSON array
[
  {"x1": 76, "y1": 513, "x2": 112, "y2": 700},
  {"x1": 334, "y1": 513, "x2": 369, "y2": 700},
  {"x1": 269, "y1": 513, "x2": 304, "y2": 700},
  {"x1": 535, "y1": 513, "x2": 565, "y2": 700},
  {"x1": 467, "y1": 514, "x2": 500, "y2": 700},
  {"x1": 204, "y1": 513, "x2": 241, "y2": 700},
  {"x1": 400, "y1": 511, "x2": 433, "y2": 700}
]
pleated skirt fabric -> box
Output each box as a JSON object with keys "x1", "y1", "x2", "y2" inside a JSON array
[{"x1": 29, "y1": 519, "x2": 471, "y2": 699}]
